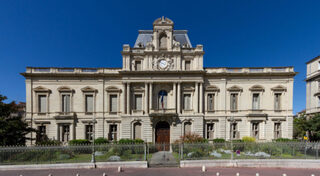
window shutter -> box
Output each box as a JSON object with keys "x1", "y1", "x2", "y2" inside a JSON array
[
  {"x1": 110, "y1": 95, "x2": 117, "y2": 112},
  {"x1": 134, "y1": 123, "x2": 142, "y2": 139},
  {"x1": 86, "y1": 95, "x2": 93, "y2": 112},
  {"x1": 39, "y1": 95, "x2": 47, "y2": 113}
]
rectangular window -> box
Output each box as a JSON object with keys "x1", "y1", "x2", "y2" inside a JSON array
[
  {"x1": 62, "y1": 95, "x2": 71, "y2": 113},
  {"x1": 274, "y1": 93, "x2": 281, "y2": 111},
  {"x1": 184, "y1": 122, "x2": 192, "y2": 135},
  {"x1": 135, "y1": 61, "x2": 142, "y2": 71},
  {"x1": 274, "y1": 123, "x2": 281, "y2": 139},
  {"x1": 134, "y1": 94, "x2": 142, "y2": 110},
  {"x1": 133, "y1": 122, "x2": 142, "y2": 139},
  {"x1": 231, "y1": 123, "x2": 238, "y2": 139},
  {"x1": 252, "y1": 93, "x2": 260, "y2": 110},
  {"x1": 230, "y1": 94, "x2": 238, "y2": 111},
  {"x1": 207, "y1": 94, "x2": 215, "y2": 111},
  {"x1": 85, "y1": 95, "x2": 93, "y2": 113},
  {"x1": 206, "y1": 123, "x2": 214, "y2": 139},
  {"x1": 108, "y1": 125, "x2": 117, "y2": 141},
  {"x1": 36, "y1": 126, "x2": 46, "y2": 142},
  {"x1": 183, "y1": 94, "x2": 191, "y2": 110},
  {"x1": 110, "y1": 95, "x2": 118, "y2": 113},
  {"x1": 38, "y1": 95, "x2": 47, "y2": 113},
  {"x1": 251, "y1": 122, "x2": 259, "y2": 139},
  {"x1": 60, "y1": 125, "x2": 70, "y2": 142},
  {"x1": 185, "y1": 61, "x2": 191, "y2": 70},
  {"x1": 85, "y1": 125, "x2": 93, "y2": 141}
]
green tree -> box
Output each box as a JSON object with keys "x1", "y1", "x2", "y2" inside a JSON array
[
  {"x1": 0, "y1": 94, "x2": 35, "y2": 146},
  {"x1": 293, "y1": 113, "x2": 320, "y2": 141}
]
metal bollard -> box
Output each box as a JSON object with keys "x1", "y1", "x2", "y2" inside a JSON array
[{"x1": 202, "y1": 165, "x2": 206, "y2": 172}]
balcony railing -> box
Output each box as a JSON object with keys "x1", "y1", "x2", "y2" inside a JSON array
[{"x1": 150, "y1": 109, "x2": 177, "y2": 116}]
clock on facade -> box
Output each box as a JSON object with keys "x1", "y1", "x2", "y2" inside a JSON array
[{"x1": 159, "y1": 59, "x2": 168, "y2": 69}]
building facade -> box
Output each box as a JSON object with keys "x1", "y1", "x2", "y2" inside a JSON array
[
  {"x1": 22, "y1": 17, "x2": 296, "y2": 145},
  {"x1": 306, "y1": 56, "x2": 320, "y2": 115}
]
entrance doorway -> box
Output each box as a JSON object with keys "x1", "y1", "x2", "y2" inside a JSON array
[{"x1": 155, "y1": 121, "x2": 170, "y2": 151}]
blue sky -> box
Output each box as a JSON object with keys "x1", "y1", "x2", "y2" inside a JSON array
[{"x1": 1, "y1": 0, "x2": 320, "y2": 113}]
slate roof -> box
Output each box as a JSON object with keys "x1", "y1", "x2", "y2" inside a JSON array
[{"x1": 134, "y1": 30, "x2": 192, "y2": 48}]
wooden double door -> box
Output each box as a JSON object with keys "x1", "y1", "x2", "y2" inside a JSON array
[{"x1": 155, "y1": 121, "x2": 170, "y2": 151}]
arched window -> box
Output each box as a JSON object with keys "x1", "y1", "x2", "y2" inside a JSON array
[
  {"x1": 159, "y1": 33, "x2": 167, "y2": 49},
  {"x1": 133, "y1": 122, "x2": 142, "y2": 139},
  {"x1": 184, "y1": 122, "x2": 192, "y2": 135},
  {"x1": 158, "y1": 90, "x2": 168, "y2": 109}
]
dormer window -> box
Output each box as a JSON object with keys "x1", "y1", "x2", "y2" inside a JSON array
[
  {"x1": 159, "y1": 32, "x2": 167, "y2": 49},
  {"x1": 185, "y1": 61, "x2": 191, "y2": 70},
  {"x1": 135, "y1": 61, "x2": 142, "y2": 71}
]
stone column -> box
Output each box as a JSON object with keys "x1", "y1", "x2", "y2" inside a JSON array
[
  {"x1": 122, "y1": 83, "x2": 126, "y2": 114},
  {"x1": 177, "y1": 83, "x2": 181, "y2": 114},
  {"x1": 199, "y1": 83, "x2": 203, "y2": 113},
  {"x1": 144, "y1": 83, "x2": 148, "y2": 114},
  {"x1": 173, "y1": 83, "x2": 177, "y2": 112},
  {"x1": 126, "y1": 83, "x2": 130, "y2": 115},
  {"x1": 195, "y1": 82, "x2": 199, "y2": 113},
  {"x1": 149, "y1": 83, "x2": 153, "y2": 111}
]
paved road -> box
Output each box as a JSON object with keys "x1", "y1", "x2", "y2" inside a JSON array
[{"x1": 1, "y1": 167, "x2": 320, "y2": 176}]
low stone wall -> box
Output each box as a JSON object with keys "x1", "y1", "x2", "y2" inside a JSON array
[
  {"x1": 0, "y1": 161, "x2": 148, "y2": 171},
  {"x1": 180, "y1": 159, "x2": 320, "y2": 169}
]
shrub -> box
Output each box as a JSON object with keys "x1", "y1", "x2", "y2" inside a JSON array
[
  {"x1": 274, "y1": 138, "x2": 300, "y2": 142},
  {"x1": 94, "y1": 137, "x2": 109, "y2": 144},
  {"x1": 118, "y1": 138, "x2": 144, "y2": 144},
  {"x1": 36, "y1": 139, "x2": 62, "y2": 146},
  {"x1": 68, "y1": 139, "x2": 91, "y2": 145},
  {"x1": 242, "y1": 136, "x2": 256, "y2": 143},
  {"x1": 174, "y1": 133, "x2": 208, "y2": 143},
  {"x1": 212, "y1": 138, "x2": 226, "y2": 143}
]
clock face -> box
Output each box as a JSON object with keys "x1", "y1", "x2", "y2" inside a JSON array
[{"x1": 159, "y1": 60, "x2": 168, "y2": 69}]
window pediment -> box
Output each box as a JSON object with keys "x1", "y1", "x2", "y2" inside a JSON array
[
  {"x1": 183, "y1": 86, "x2": 195, "y2": 91},
  {"x1": 249, "y1": 85, "x2": 264, "y2": 92},
  {"x1": 205, "y1": 85, "x2": 220, "y2": 92},
  {"x1": 227, "y1": 85, "x2": 243, "y2": 92},
  {"x1": 33, "y1": 86, "x2": 51, "y2": 93},
  {"x1": 81, "y1": 86, "x2": 98, "y2": 93},
  {"x1": 57, "y1": 86, "x2": 74, "y2": 92},
  {"x1": 271, "y1": 85, "x2": 287, "y2": 92},
  {"x1": 106, "y1": 86, "x2": 121, "y2": 93}
]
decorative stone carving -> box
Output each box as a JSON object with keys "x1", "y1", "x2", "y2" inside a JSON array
[{"x1": 152, "y1": 54, "x2": 174, "y2": 71}]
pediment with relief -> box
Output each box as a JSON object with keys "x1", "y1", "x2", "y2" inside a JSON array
[
  {"x1": 106, "y1": 86, "x2": 121, "y2": 92},
  {"x1": 227, "y1": 85, "x2": 243, "y2": 92},
  {"x1": 81, "y1": 86, "x2": 98, "y2": 93},
  {"x1": 57, "y1": 86, "x2": 74, "y2": 92},
  {"x1": 33, "y1": 86, "x2": 51, "y2": 93},
  {"x1": 205, "y1": 85, "x2": 220, "y2": 92},
  {"x1": 271, "y1": 85, "x2": 287, "y2": 92},
  {"x1": 249, "y1": 85, "x2": 265, "y2": 91}
]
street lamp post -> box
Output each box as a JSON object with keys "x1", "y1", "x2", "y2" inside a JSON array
[
  {"x1": 91, "y1": 116, "x2": 96, "y2": 163},
  {"x1": 230, "y1": 116, "x2": 234, "y2": 160}
]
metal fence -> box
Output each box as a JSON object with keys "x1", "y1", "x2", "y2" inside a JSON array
[{"x1": 0, "y1": 142, "x2": 319, "y2": 165}]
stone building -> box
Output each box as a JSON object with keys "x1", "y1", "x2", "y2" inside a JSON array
[
  {"x1": 21, "y1": 17, "x2": 296, "y2": 145},
  {"x1": 306, "y1": 55, "x2": 320, "y2": 115}
]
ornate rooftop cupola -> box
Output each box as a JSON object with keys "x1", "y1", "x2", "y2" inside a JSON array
[
  {"x1": 152, "y1": 16, "x2": 174, "y2": 51},
  {"x1": 122, "y1": 17, "x2": 203, "y2": 71}
]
